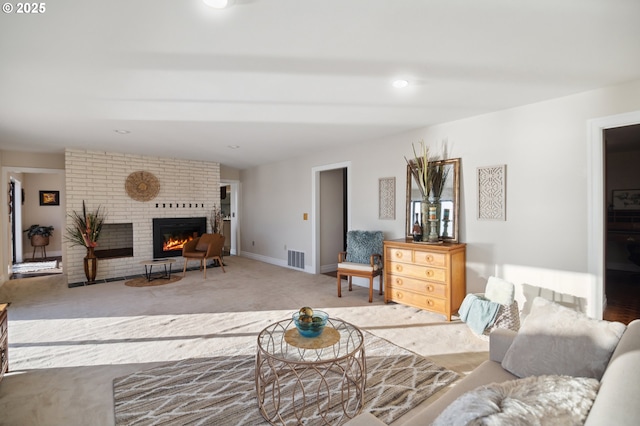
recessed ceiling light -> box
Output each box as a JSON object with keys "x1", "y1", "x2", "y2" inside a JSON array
[
  {"x1": 227, "y1": 145, "x2": 240, "y2": 149},
  {"x1": 203, "y1": 0, "x2": 233, "y2": 9},
  {"x1": 392, "y1": 79, "x2": 409, "y2": 89},
  {"x1": 114, "y1": 130, "x2": 130, "y2": 134}
]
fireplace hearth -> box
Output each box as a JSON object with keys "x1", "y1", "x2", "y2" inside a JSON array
[{"x1": 152, "y1": 217, "x2": 207, "y2": 258}]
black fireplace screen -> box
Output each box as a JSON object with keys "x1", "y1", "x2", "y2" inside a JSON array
[{"x1": 152, "y1": 217, "x2": 207, "y2": 258}]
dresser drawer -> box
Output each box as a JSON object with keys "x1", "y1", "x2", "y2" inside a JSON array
[
  {"x1": 388, "y1": 261, "x2": 446, "y2": 283},
  {"x1": 413, "y1": 251, "x2": 447, "y2": 267},
  {"x1": 387, "y1": 248, "x2": 413, "y2": 263},
  {"x1": 387, "y1": 274, "x2": 446, "y2": 298},
  {"x1": 388, "y1": 288, "x2": 446, "y2": 314}
]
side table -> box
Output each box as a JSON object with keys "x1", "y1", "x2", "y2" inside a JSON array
[
  {"x1": 255, "y1": 317, "x2": 366, "y2": 424},
  {"x1": 139, "y1": 259, "x2": 176, "y2": 282}
]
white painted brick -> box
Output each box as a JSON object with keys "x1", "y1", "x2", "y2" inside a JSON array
[{"x1": 64, "y1": 149, "x2": 220, "y2": 284}]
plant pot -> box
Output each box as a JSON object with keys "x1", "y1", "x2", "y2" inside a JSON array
[
  {"x1": 30, "y1": 235, "x2": 50, "y2": 247},
  {"x1": 84, "y1": 247, "x2": 97, "y2": 283}
]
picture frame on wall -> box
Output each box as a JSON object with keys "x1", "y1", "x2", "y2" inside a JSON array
[
  {"x1": 378, "y1": 177, "x2": 395, "y2": 220},
  {"x1": 612, "y1": 189, "x2": 640, "y2": 210},
  {"x1": 39, "y1": 190, "x2": 60, "y2": 206},
  {"x1": 477, "y1": 165, "x2": 507, "y2": 221}
]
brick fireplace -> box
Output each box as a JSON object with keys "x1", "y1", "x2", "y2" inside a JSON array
[{"x1": 64, "y1": 149, "x2": 220, "y2": 285}]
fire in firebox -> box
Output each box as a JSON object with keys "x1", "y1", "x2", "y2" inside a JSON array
[
  {"x1": 152, "y1": 217, "x2": 207, "y2": 258},
  {"x1": 163, "y1": 235, "x2": 195, "y2": 252}
]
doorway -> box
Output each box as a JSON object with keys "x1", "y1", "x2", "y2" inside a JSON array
[
  {"x1": 588, "y1": 111, "x2": 640, "y2": 320},
  {"x1": 312, "y1": 162, "x2": 351, "y2": 274},
  {"x1": 319, "y1": 168, "x2": 347, "y2": 273},
  {"x1": 220, "y1": 181, "x2": 239, "y2": 256},
  {"x1": 603, "y1": 123, "x2": 640, "y2": 323},
  {"x1": 2, "y1": 167, "x2": 65, "y2": 280}
]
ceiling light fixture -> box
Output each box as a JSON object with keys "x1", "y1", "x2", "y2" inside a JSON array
[
  {"x1": 203, "y1": 0, "x2": 234, "y2": 9},
  {"x1": 114, "y1": 129, "x2": 131, "y2": 134},
  {"x1": 227, "y1": 145, "x2": 240, "y2": 149},
  {"x1": 392, "y1": 79, "x2": 409, "y2": 89}
]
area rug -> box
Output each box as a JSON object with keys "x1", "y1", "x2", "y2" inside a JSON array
[
  {"x1": 124, "y1": 275, "x2": 182, "y2": 287},
  {"x1": 11, "y1": 260, "x2": 58, "y2": 274},
  {"x1": 113, "y1": 332, "x2": 459, "y2": 425}
]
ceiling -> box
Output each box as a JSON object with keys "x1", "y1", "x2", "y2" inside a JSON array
[{"x1": 1, "y1": 0, "x2": 640, "y2": 170}]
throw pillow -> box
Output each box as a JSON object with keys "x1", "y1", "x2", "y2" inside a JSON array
[
  {"x1": 501, "y1": 297, "x2": 626, "y2": 380},
  {"x1": 346, "y1": 231, "x2": 383, "y2": 264},
  {"x1": 432, "y1": 375, "x2": 599, "y2": 426}
]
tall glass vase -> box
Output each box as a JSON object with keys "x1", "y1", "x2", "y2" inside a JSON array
[
  {"x1": 84, "y1": 247, "x2": 97, "y2": 283},
  {"x1": 420, "y1": 197, "x2": 430, "y2": 242},
  {"x1": 427, "y1": 196, "x2": 441, "y2": 243}
]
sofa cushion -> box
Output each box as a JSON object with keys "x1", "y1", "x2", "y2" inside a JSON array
[
  {"x1": 432, "y1": 375, "x2": 599, "y2": 426},
  {"x1": 585, "y1": 319, "x2": 640, "y2": 426},
  {"x1": 400, "y1": 360, "x2": 518, "y2": 426},
  {"x1": 501, "y1": 297, "x2": 626, "y2": 380}
]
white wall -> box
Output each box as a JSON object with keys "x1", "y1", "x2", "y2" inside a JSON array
[{"x1": 240, "y1": 78, "x2": 640, "y2": 317}]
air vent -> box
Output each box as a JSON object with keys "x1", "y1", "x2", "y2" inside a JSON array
[{"x1": 287, "y1": 250, "x2": 305, "y2": 269}]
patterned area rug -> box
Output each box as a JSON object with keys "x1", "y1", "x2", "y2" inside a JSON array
[
  {"x1": 11, "y1": 260, "x2": 58, "y2": 274},
  {"x1": 113, "y1": 332, "x2": 458, "y2": 425}
]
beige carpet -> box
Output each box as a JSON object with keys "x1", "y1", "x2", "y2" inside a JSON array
[
  {"x1": 0, "y1": 256, "x2": 488, "y2": 426},
  {"x1": 113, "y1": 331, "x2": 458, "y2": 425}
]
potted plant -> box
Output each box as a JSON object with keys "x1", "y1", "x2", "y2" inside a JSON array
[
  {"x1": 24, "y1": 224, "x2": 55, "y2": 247},
  {"x1": 65, "y1": 201, "x2": 106, "y2": 283}
]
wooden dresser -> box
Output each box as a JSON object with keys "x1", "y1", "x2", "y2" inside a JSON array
[
  {"x1": 0, "y1": 303, "x2": 8, "y2": 383},
  {"x1": 384, "y1": 239, "x2": 466, "y2": 321}
]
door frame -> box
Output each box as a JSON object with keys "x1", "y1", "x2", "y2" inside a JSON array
[
  {"x1": 311, "y1": 161, "x2": 352, "y2": 274},
  {"x1": 1, "y1": 166, "x2": 64, "y2": 281},
  {"x1": 588, "y1": 110, "x2": 640, "y2": 319}
]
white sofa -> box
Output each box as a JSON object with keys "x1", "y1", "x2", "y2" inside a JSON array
[{"x1": 348, "y1": 299, "x2": 640, "y2": 425}]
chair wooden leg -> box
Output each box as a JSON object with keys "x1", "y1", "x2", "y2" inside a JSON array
[
  {"x1": 183, "y1": 259, "x2": 188, "y2": 277},
  {"x1": 217, "y1": 256, "x2": 226, "y2": 272},
  {"x1": 337, "y1": 273, "x2": 342, "y2": 297},
  {"x1": 203, "y1": 260, "x2": 207, "y2": 278},
  {"x1": 348, "y1": 276, "x2": 353, "y2": 291},
  {"x1": 369, "y1": 277, "x2": 373, "y2": 303},
  {"x1": 379, "y1": 275, "x2": 383, "y2": 295}
]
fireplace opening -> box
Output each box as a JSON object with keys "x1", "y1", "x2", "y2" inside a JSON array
[
  {"x1": 95, "y1": 223, "x2": 134, "y2": 259},
  {"x1": 153, "y1": 217, "x2": 207, "y2": 258}
]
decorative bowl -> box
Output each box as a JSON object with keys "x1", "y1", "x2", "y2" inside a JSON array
[{"x1": 292, "y1": 310, "x2": 328, "y2": 338}]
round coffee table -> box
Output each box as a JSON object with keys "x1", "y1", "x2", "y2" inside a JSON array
[{"x1": 255, "y1": 317, "x2": 366, "y2": 425}]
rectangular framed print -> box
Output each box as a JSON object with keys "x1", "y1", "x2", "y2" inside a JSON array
[{"x1": 39, "y1": 190, "x2": 60, "y2": 206}]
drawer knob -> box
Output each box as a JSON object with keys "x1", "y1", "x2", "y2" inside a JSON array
[
  {"x1": 395, "y1": 291, "x2": 403, "y2": 299},
  {"x1": 395, "y1": 278, "x2": 403, "y2": 286},
  {"x1": 426, "y1": 285, "x2": 434, "y2": 292},
  {"x1": 395, "y1": 251, "x2": 403, "y2": 259},
  {"x1": 395, "y1": 265, "x2": 403, "y2": 272},
  {"x1": 426, "y1": 298, "x2": 434, "y2": 306},
  {"x1": 425, "y1": 255, "x2": 434, "y2": 263},
  {"x1": 426, "y1": 270, "x2": 434, "y2": 277}
]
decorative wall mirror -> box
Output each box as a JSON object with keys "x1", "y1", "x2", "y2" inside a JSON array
[{"x1": 405, "y1": 158, "x2": 461, "y2": 243}]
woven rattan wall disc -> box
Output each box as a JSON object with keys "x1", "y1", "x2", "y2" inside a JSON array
[{"x1": 125, "y1": 171, "x2": 160, "y2": 202}]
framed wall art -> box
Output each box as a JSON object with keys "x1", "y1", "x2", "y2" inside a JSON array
[
  {"x1": 612, "y1": 189, "x2": 640, "y2": 210},
  {"x1": 477, "y1": 165, "x2": 506, "y2": 221},
  {"x1": 39, "y1": 190, "x2": 60, "y2": 206},
  {"x1": 379, "y1": 177, "x2": 396, "y2": 220}
]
